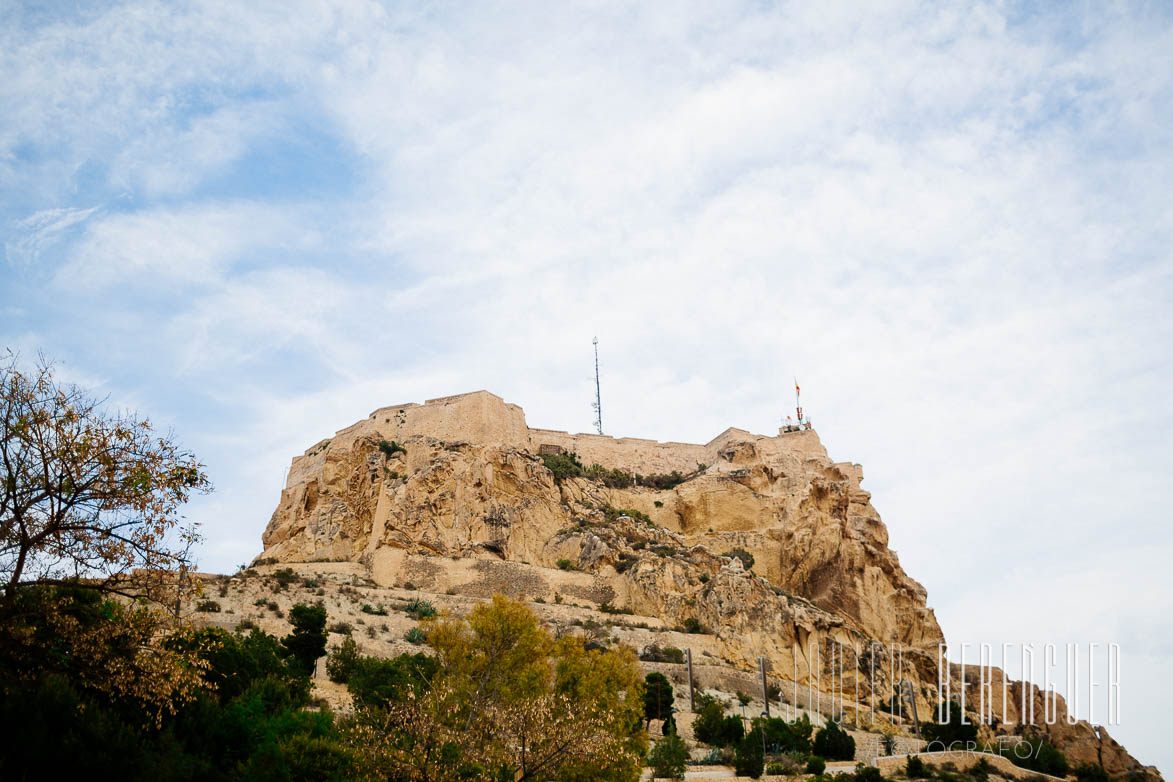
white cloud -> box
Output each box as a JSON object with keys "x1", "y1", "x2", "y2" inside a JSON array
[
  {"x1": 4, "y1": 206, "x2": 98, "y2": 267},
  {"x1": 3, "y1": 0, "x2": 1172, "y2": 773}
]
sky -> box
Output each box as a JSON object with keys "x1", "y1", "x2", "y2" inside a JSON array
[{"x1": 2, "y1": 0, "x2": 1171, "y2": 773}]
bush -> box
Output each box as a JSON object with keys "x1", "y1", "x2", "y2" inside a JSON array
[
  {"x1": 404, "y1": 598, "x2": 437, "y2": 619},
  {"x1": 735, "y1": 729, "x2": 765, "y2": 778},
  {"x1": 755, "y1": 714, "x2": 813, "y2": 755},
  {"x1": 637, "y1": 470, "x2": 689, "y2": 490},
  {"x1": 694, "y1": 701, "x2": 728, "y2": 745},
  {"x1": 647, "y1": 732, "x2": 688, "y2": 779},
  {"x1": 1074, "y1": 763, "x2": 1110, "y2": 782},
  {"x1": 600, "y1": 504, "x2": 651, "y2": 525},
  {"x1": 328, "y1": 621, "x2": 353, "y2": 635},
  {"x1": 377, "y1": 439, "x2": 405, "y2": 458},
  {"x1": 922, "y1": 700, "x2": 978, "y2": 746},
  {"x1": 724, "y1": 547, "x2": 755, "y2": 570},
  {"x1": 360, "y1": 603, "x2": 388, "y2": 616},
  {"x1": 806, "y1": 755, "x2": 826, "y2": 774},
  {"x1": 272, "y1": 567, "x2": 298, "y2": 588},
  {"x1": 555, "y1": 559, "x2": 577, "y2": 571},
  {"x1": 906, "y1": 754, "x2": 930, "y2": 778},
  {"x1": 680, "y1": 617, "x2": 706, "y2": 634},
  {"x1": 766, "y1": 761, "x2": 787, "y2": 775},
  {"x1": 599, "y1": 602, "x2": 632, "y2": 614},
  {"x1": 347, "y1": 652, "x2": 438, "y2": 710},
  {"x1": 540, "y1": 451, "x2": 585, "y2": 483},
  {"x1": 196, "y1": 600, "x2": 221, "y2": 612},
  {"x1": 999, "y1": 737, "x2": 1069, "y2": 777},
  {"x1": 326, "y1": 636, "x2": 360, "y2": 684},
  {"x1": 404, "y1": 626, "x2": 426, "y2": 645},
  {"x1": 813, "y1": 717, "x2": 855, "y2": 761},
  {"x1": 855, "y1": 764, "x2": 886, "y2": 782},
  {"x1": 613, "y1": 554, "x2": 638, "y2": 574},
  {"x1": 639, "y1": 644, "x2": 685, "y2": 664}
]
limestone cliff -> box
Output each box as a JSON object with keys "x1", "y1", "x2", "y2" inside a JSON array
[
  {"x1": 261, "y1": 391, "x2": 941, "y2": 653},
  {"x1": 256, "y1": 390, "x2": 1159, "y2": 781}
]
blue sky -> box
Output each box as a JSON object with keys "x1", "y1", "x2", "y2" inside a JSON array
[{"x1": 2, "y1": 0, "x2": 1171, "y2": 773}]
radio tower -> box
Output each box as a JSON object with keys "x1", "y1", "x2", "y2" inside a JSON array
[{"x1": 592, "y1": 337, "x2": 603, "y2": 434}]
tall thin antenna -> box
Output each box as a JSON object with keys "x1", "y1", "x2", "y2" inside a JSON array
[{"x1": 592, "y1": 337, "x2": 603, "y2": 434}]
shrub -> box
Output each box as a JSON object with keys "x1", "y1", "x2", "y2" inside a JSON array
[
  {"x1": 735, "y1": 729, "x2": 765, "y2": 778},
  {"x1": 639, "y1": 644, "x2": 685, "y2": 664},
  {"x1": 272, "y1": 567, "x2": 298, "y2": 588},
  {"x1": 653, "y1": 500, "x2": 664, "y2": 508},
  {"x1": 680, "y1": 617, "x2": 706, "y2": 634},
  {"x1": 766, "y1": 761, "x2": 787, "y2": 775},
  {"x1": 303, "y1": 578, "x2": 319, "y2": 588},
  {"x1": 647, "y1": 732, "x2": 688, "y2": 779},
  {"x1": 613, "y1": 554, "x2": 638, "y2": 574},
  {"x1": 806, "y1": 755, "x2": 826, "y2": 774},
  {"x1": 328, "y1": 621, "x2": 353, "y2": 635},
  {"x1": 326, "y1": 636, "x2": 360, "y2": 684},
  {"x1": 347, "y1": 652, "x2": 438, "y2": 710},
  {"x1": 599, "y1": 602, "x2": 632, "y2": 615},
  {"x1": 556, "y1": 559, "x2": 577, "y2": 571},
  {"x1": 906, "y1": 754, "x2": 930, "y2": 778},
  {"x1": 724, "y1": 547, "x2": 755, "y2": 570},
  {"x1": 637, "y1": 470, "x2": 689, "y2": 490},
  {"x1": 377, "y1": 439, "x2": 405, "y2": 458},
  {"x1": 539, "y1": 452, "x2": 584, "y2": 484},
  {"x1": 999, "y1": 737, "x2": 1069, "y2": 777},
  {"x1": 196, "y1": 600, "x2": 221, "y2": 612},
  {"x1": 404, "y1": 627, "x2": 426, "y2": 645},
  {"x1": 922, "y1": 700, "x2": 978, "y2": 746},
  {"x1": 813, "y1": 717, "x2": 855, "y2": 761},
  {"x1": 855, "y1": 764, "x2": 886, "y2": 782},
  {"x1": 1073, "y1": 763, "x2": 1110, "y2": 782},
  {"x1": 600, "y1": 504, "x2": 651, "y2": 525},
  {"x1": 360, "y1": 603, "x2": 388, "y2": 616},
  {"x1": 404, "y1": 598, "x2": 437, "y2": 619}
]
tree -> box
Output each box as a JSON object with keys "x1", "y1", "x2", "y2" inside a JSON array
[
  {"x1": 735, "y1": 726, "x2": 765, "y2": 778},
  {"x1": 282, "y1": 603, "x2": 327, "y2": 676},
  {"x1": 648, "y1": 732, "x2": 687, "y2": 779},
  {"x1": 813, "y1": 717, "x2": 855, "y2": 761},
  {"x1": 1, "y1": 353, "x2": 210, "y2": 605},
  {"x1": 352, "y1": 594, "x2": 647, "y2": 781},
  {"x1": 326, "y1": 636, "x2": 361, "y2": 684},
  {"x1": 644, "y1": 672, "x2": 674, "y2": 725},
  {"x1": 922, "y1": 700, "x2": 978, "y2": 747}
]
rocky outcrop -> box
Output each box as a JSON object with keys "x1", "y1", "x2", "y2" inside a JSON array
[{"x1": 256, "y1": 390, "x2": 1158, "y2": 780}]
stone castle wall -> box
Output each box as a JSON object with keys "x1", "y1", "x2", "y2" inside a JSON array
[{"x1": 284, "y1": 389, "x2": 829, "y2": 486}]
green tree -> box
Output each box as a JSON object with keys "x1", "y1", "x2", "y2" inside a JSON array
[
  {"x1": 735, "y1": 727, "x2": 765, "y2": 778},
  {"x1": 813, "y1": 717, "x2": 855, "y2": 761},
  {"x1": 326, "y1": 636, "x2": 361, "y2": 684},
  {"x1": 282, "y1": 603, "x2": 327, "y2": 676},
  {"x1": 922, "y1": 700, "x2": 978, "y2": 747},
  {"x1": 643, "y1": 672, "x2": 674, "y2": 725},
  {"x1": 648, "y1": 733, "x2": 688, "y2": 779}
]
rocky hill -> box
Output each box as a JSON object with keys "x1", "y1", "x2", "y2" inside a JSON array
[{"x1": 251, "y1": 390, "x2": 1159, "y2": 781}]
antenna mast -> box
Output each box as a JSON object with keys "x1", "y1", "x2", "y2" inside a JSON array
[
  {"x1": 795, "y1": 377, "x2": 803, "y2": 424},
  {"x1": 592, "y1": 337, "x2": 603, "y2": 434}
]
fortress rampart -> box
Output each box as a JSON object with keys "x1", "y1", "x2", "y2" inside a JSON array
[{"x1": 285, "y1": 390, "x2": 828, "y2": 486}]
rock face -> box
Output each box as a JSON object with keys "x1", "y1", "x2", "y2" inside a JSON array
[
  {"x1": 262, "y1": 391, "x2": 941, "y2": 650},
  {"x1": 257, "y1": 390, "x2": 1160, "y2": 781}
]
